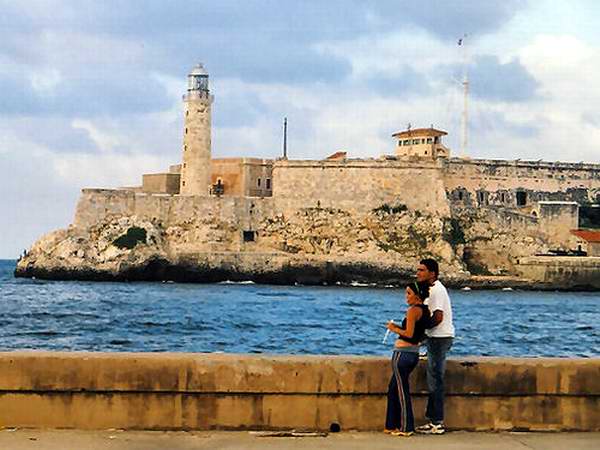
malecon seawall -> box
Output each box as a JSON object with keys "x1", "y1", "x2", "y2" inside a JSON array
[{"x1": 0, "y1": 352, "x2": 598, "y2": 431}]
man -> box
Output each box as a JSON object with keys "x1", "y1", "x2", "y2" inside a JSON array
[{"x1": 415, "y1": 258, "x2": 454, "y2": 435}]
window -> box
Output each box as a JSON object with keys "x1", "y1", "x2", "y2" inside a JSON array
[
  {"x1": 458, "y1": 191, "x2": 464, "y2": 201},
  {"x1": 424, "y1": 151, "x2": 428, "y2": 155},
  {"x1": 403, "y1": 140, "x2": 410, "y2": 145},
  {"x1": 183, "y1": 163, "x2": 186, "y2": 168},
  {"x1": 477, "y1": 191, "x2": 488, "y2": 206},
  {"x1": 398, "y1": 140, "x2": 403, "y2": 146},
  {"x1": 421, "y1": 138, "x2": 425, "y2": 144},
  {"x1": 257, "y1": 178, "x2": 261, "y2": 187},
  {"x1": 184, "y1": 145, "x2": 187, "y2": 151},
  {"x1": 243, "y1": 230, "x2": 256, "y2": 242},
  {"x1": 427, "y1": 138, "x2": 433, "y2": 144},
  {"x1": 501, "y1": 192, "x2": 506, "y2": 203},
  {"x1": 516, "y1": 191, "x2": 527, "y2": 206},
  {"x1": 412, "y1": 139, "x2": 420, "y2": 145},
  {"x1": 434, "y1": 137, "x2": 439, "y2": 144},
  {"x1": 266, "y1": 178, "x2": 271, "y2": 190},
  {"x1": 182, "y1": 181, "x2": 186, "y2": 187},
  {"x1": 185, "y1": 128, "x2": 188, "y2": 134}
]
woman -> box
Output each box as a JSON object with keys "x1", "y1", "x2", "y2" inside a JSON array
[{"x1": 384, "y1": 281, "x2": 431, "y2": 437}]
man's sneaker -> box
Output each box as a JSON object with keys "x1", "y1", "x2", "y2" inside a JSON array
[{"x1": 416, "y1": 422, "x2": 445, "y2": 434}]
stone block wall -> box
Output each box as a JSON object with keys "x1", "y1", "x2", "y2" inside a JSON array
[
  {"x1": 142, "y1": 173, "x2": 181, "y2": 194},
  {"x1": 273, "y1": 159, "x2": 450, "y2": 216},
  {"x1": 516, "y1": 256, "x2": 600, "y2": 288},
  {"x1": 445, "y1": 158, "x2": 600, "y2": 210},
  {"x1": 0, "y1": 352, "x2": 598, "y2": 431},
  {"x1": 537, "y1": 201, "x2": 580, "y2": 250}
]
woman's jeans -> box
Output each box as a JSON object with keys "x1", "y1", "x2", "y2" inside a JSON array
[
  {"x1": 385, "y1": 350, "x2": 419, "y2": 432},
  {"x1": 425, "y1": 337, "x2": 453, "y2": 424}
]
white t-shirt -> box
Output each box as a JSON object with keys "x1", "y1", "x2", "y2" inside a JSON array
[{"x1": 424, "y1": 280, "x2": 455, "y2": 338}]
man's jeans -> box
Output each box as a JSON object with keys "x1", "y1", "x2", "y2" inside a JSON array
[{"x1": 425, "y1": 337, "x2": 453, "y2": 424}]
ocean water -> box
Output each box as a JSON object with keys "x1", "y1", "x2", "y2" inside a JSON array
[{"x1": 1, "y1": 260, "x2": 599, "y2": 357}]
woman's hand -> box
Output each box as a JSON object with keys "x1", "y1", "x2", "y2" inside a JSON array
[{"x1": 386, "y1": 321, "x2": 397, "y2": 332}]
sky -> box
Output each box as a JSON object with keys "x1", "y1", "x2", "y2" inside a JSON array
[{"x1": 2, "y1": 0, "x2": 600, "y2": 258}]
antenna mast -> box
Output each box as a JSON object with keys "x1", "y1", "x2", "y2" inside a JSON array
[
  {"x1": 459, "y1": 34, "x2": 469, "y2": 156},
  {"x1": 282, "y1": 117, "x2": 288, "y2": 160}
]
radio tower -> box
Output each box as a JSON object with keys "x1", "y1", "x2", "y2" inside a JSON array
[{"x1": 459, "y1": 34, "x2": 469, "y2": 157}]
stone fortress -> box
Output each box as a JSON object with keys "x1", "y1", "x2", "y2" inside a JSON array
[{"x1": 16, "y1": 64, "x2": 600, "y2": 288}]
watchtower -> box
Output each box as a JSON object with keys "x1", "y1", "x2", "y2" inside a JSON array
[
  {"x1": 180, "y1": 63, "x2": 213, "y2": 195},
  {"x1": 392, "y1": 127, "x2": 450, "y2": 159}
]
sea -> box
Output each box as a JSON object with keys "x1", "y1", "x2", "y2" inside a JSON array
[{"x1": 1, "y1": 260, "x2": 599, "y2": 357}]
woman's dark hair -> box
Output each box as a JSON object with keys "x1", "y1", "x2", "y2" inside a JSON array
[{"x1": 407, "y1": 281, "x2": 430, "y2": 301}]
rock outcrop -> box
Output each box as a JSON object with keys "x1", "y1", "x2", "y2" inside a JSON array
[{"x1": 16, "y1": 201, "x2": 471, "y2": 285}]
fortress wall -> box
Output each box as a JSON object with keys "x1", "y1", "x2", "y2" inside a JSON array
[
  {"x1": 272, "y1": 159, "x2": 450, "y2": 216},
  {"x1": 0, "y1": 352, "x2": 598, "y2": 431},
  {"x1": 73, "y1": 189, "x2": 276, "y2": 230},
  {"x1": 445, "y1": 158, "x2": 600, "y2": 208},
  {"x1": 73, "y1": 189, "x2": 138, "y2": 228}
]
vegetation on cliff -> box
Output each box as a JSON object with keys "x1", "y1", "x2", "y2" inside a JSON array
[{"x1": 113, "y1": 227, "x2": 147, "y2": 249}]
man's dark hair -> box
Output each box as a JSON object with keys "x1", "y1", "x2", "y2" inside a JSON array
[{"x1": 420, "y1": 258, "x2": 439, "y2": 278}]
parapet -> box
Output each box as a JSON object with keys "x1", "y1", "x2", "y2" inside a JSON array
[{"x1": 0, "y1": 352, "x2": 597, "y2": 431}]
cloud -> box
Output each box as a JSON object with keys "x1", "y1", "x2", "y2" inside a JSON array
[
  {"x1": 468, "y1": 55, "x2": 540, "y2": 102},
  {"x1": 3, "y1": 0, "x2": 600, "y2": 259},
  {"x1": 0, "y1": 1, "x2": 528, "y2": 87},
  {"x1": 71, "y1": 119, "x2": 122, "y2": 153},
  {"x1": 395, "y1": 0, "x2": 530, "y2": 40},
  {"x1": 0, "y1": 69, "x2": 174, "y2": 117}
]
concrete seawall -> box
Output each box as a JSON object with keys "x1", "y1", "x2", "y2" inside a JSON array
[
  {"x1": 0, "y1": 352, "x2": 598, "y2": 431},
  {"x1": 516, "y1": 256, "x2": 600, "y2": 289}
]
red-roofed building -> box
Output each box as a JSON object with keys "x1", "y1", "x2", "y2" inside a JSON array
[
  {"x1": 570, "y1": 229, "x2": 600, "y2": 256},
  {"x1": 325, "y1": 151, "x2": 347, "y2": 161}
]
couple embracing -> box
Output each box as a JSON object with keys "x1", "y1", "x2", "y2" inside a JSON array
[{"x1": 384, "y1": 258, "x2": 455, "y2": 437}]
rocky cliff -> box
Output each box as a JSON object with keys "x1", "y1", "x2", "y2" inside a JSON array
[
  {"x1": 16, "y1": 192, "x2": 473, "y2": 285},
  {"x1": 17, "y1": 185, "x2": 574, "y2": 287}
]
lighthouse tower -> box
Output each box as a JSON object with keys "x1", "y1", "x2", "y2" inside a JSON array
[{"x1": 180, "y1": 63, "x2": 213, "y2": 195}]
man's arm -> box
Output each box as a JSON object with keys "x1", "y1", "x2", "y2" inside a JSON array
[
  {"x1": 430, "y1": 309, "x2": 444, "y2": 327},
  {"x1": 427, "y1": 284, "x2": 444, "y2": 328}
]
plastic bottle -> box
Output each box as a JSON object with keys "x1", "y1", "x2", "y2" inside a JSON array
[{"x1": 382, "y1": 319, "x2": 394, "y2": 344}]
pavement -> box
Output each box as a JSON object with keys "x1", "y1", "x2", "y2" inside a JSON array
[{"x1": 0, "y1": 429, "x2": 599, "y2": 450}]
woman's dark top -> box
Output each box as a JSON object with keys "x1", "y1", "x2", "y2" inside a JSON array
[{"x1": 399, "y1": 304, "x2": 431, "y2": 345}]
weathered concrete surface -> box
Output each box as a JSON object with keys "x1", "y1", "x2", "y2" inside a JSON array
[
  {"x1": 0, "y1": 352, "x2": 598, "y2": 432},
  {"x1": 0, "y1": 430, "x2": 599, "y2": 450}
]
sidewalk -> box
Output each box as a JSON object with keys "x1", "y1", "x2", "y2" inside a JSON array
[{"x1": 0, "y1": 430, "x2": 598, "y2": 450}]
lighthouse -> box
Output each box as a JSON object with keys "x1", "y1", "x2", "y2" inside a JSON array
[{"x1": 180, "y1": 63, "x2": 213, "y2": 195}]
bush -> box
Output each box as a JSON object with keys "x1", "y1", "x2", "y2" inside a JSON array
[
  {"x1": 443, "y1": 218, "x2": 465, "y2": 246},
  {"x1": 372, "y1": 203, "x2": 407, "y2": 215},
  {"x1": 113, "y1": 227, "x2": 147, "y2": 249}
]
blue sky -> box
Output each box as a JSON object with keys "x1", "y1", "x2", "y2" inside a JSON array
[{"x1": 2, "y1": 0, "x2": 600, "y2": 258}]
